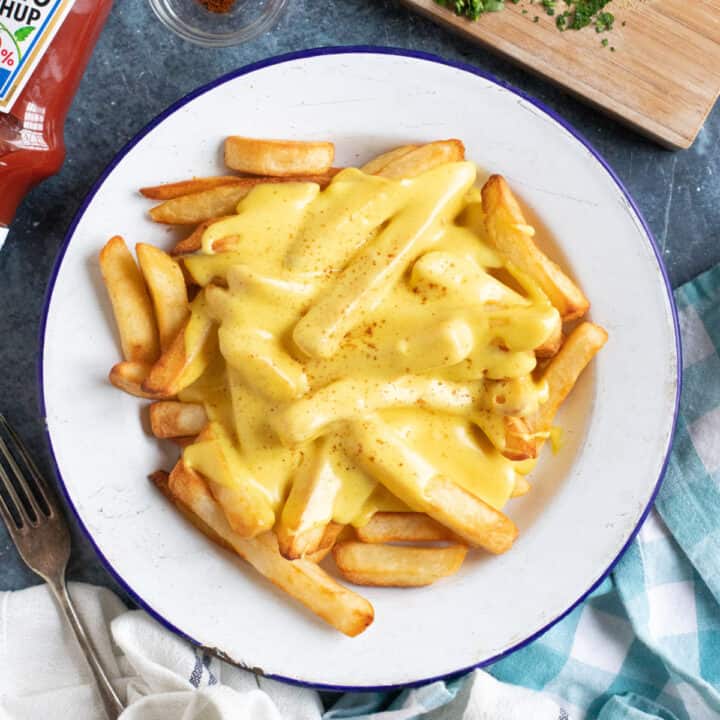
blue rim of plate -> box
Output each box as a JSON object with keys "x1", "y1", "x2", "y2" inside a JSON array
[{"x1": 38, "y1": 46, "x2": 683, "y2": 693}]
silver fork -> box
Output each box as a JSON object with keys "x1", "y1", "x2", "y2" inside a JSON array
[{"x1": 0, "y1": 414, "x2": 124, "y2": 719}]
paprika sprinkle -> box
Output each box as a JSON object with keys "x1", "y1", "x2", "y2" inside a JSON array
[{"x1": 197, "y1": 0, "x2": 237, "y2": 12}]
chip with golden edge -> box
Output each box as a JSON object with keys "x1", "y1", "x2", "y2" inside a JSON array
[
  {"x1": 277, "y1": 438, "x2": 342, "y2": 560},
  {"x1": 225, "y1": 136, "x2": 335, "y2": 177},
  {"x1": 528, "y1": 322, "x2": 608, "y2": 438},
  {"x1": 333, "y1": 541, "x2": 467, "y2": 587},
  {"x1": 149, "y1": 401, "x2": 208, "y2": 439},
  {"x1": 142, "y1": 292, "x2": 216, "y2": 398},
  {"x1": 373, "y1": 140, "x2": 465, "y2": 179},
  {"x1": 108, "y1": 361, "x2": 158, "y2": 399},
  {"x1": 166, "y1": 461, "x2": 374, "y2": 637},
  {"x1": 361, "y1": 144, "x2": 418, "y2": 175},
  {"x1": 136, "y1": 243, "x2": 189, "y2": 351},
  {"x1": 150, "y1": 173, "x2": 338, "y2": 225},
  {"x1": 356, "y1": 512, "x2": 456, "y2": 544},
  {"x1": 140, "y1": 176, "x2": 246, "y2": 201},
  {"x1": 183, "y1": 423, "x2": 275, "y2": 538},
  {"x1": 344, "y1": 417, "x2": 518, "y2": 554},
  {"x1": 482, "y1": 174, "x2": 589, "y2": 322},
  {"x1": 171, "y1": 216, "x2": 234, "y2": 257},
  {"x1": 99, "y1": 236, "x2": 160, "y2": 363}
]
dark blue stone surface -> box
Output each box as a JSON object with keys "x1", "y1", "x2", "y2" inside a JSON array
[{"x1": 1, "y1": 0, "x2": 718, "y2": 601}]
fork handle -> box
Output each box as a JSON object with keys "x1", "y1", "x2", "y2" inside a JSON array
[{"x1": 48, "y1": 579, "x2": 125, "y2": 719}]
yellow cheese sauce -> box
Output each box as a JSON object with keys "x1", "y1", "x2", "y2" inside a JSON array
[{"x1": 179, "y1": 162, "x2": 558, "y2": 535}]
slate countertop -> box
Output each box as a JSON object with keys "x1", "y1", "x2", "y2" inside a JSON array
[{"x1": 1, "y1": 0, "x2": 718, "y2": 597}]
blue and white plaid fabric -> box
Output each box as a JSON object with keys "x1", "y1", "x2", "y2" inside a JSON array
[{"x1": 327, "y1": 264, "x2": 720, "y2": 719}]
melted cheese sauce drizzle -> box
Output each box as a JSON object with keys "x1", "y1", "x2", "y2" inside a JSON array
[{"x1": 180, "y1": 163, "x2": 557, "y2": 532}]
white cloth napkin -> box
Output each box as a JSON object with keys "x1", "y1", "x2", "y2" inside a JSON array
[{"x1": 0, "y1": 582, "x2": 566, "y2": 719}]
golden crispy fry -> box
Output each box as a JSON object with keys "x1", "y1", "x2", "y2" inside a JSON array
[
  {"x1": 99, "y1": 236, "x2": 160, "y2": 363},
  {"x1": 361, "y1": 144, "x2": 418, "y2": 175},
  {"x1": 184, "y1": 423, "x2": 275, "y2": 537},
  {"x1": 333, "y1": 542, "x2": 467, "y2": 587},
  {"x1": 150, "y1": 469, "x2": 235, "y2": 553},
  {"x1": 149, "y1": 401, "x2": 208, "y2": 439},
  {"x1": 308, "y1": 522, "x2": 345, "y2": 562},
  {"x1": 356, "y1": 512, "x2": 455, "y2": 544},
  {"x1": 503, "y1": 416, "x2": 539, "y2": 461},
  {"x1": 108, "y1": 361, "x2": 159, "y2": 399},
  {"x1": 374, "y1": 140, "x2": 465, "y2": 179},
  {"x1": 150, "y1": 173, "x2": 339, "y2": 225},
  {"x1": 344, "y1": 418, "x2": 518, "y2": 553},
  {"x1": 136, "y1": 243, "x2": 189, "y2": 350},
  {"x1": 171, "y1": 216, "x2": 234, "y2": 256},
  {"x1": 277, "y1": 439, "x2": 341, "y2": 559},
  {"x1": 142, "y1": 292, "x2": 216, "y2": 398},
  {"x1": 529, "y1": 322, "x2": 608, "y2": 434},
  {"x1": 511, "y1": 475, "x2": 531, "y2": 498},
  {"x1": 225, "y1": 136, "x2": 335, "y2": 177},
  {"x1": 534, "y1": 314, "x2": 563, "y2": 359},
  {"x1": 471, "y1": 412, "x2": 538, "y2": 461},
  {"x1": 140, "y1": 176, "x2": 245, "y2": 200},
  {"x1": 167, "y1": 461, "x2": 374, "y2": 636},
  {"x1": 482, "y1": 175, "x2": 589, "y2": 321}
]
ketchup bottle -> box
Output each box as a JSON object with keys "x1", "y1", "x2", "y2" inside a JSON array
[{"x1": 0, "y1": 0, "x2": 113, "y2": 247}]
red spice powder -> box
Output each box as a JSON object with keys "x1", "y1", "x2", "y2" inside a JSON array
[{"x1": 197, "y1": 0, "x2": 237, "y2": 12}]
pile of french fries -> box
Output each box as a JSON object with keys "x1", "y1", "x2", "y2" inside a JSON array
[{"x1": 99, "y1": 136, "x2": 607, "y2": 637}]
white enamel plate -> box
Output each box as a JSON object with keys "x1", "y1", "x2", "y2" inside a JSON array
[{"x1": 42, "y1": 49, "x2": 680, "y2": 689}]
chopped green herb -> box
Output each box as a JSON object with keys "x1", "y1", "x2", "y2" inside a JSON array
[
  {"x1": 601, "y1": 37, "x2": 608, "y2": 46},
  {"x1": 434, "y1": 0, "x2": 505, "y2": 20}
]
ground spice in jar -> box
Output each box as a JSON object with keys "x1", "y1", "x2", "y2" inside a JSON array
[{"x1": 197, "y1": 0, "x2": 237, "y2": 12}]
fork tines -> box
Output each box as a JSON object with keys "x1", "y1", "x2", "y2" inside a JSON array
[{"x1": 0, "y1": 414, "x2": 53, "y2": 530}]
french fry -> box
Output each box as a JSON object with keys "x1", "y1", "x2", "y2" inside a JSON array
[
  {"x1": 473, "y1": 412, "x2": 539, "y2": 461},
  {"x1": 529, "y1": 322, "x2": 608, "y2": 435},
  {"x1": 183, "y1": 423, "x2": 275, "y2": 537},
  {"x1": 344, "y1": 417, "x2": 518, "y2": 553},
  {"x1": 150, "y1": 173, "x2": 337, "y2": 225},
  {"x1": 482, "y1": 175, "x2": 589, "y2": 321},
  {"x1": 150, "y1": 469, "x2": 235, "y2": 552},
  {"x1": 333, "y1": 542, "x2": 467, "y2": 587},
  {"x1": 293, "y1": 162, "x2": 476, "y2": 358},
  {"x1": 171, "y1": 217, "x2": 234, "y2": 256},
  {"x1": 108, "y1": 361, "x2": 158, "y2": 399},
  {"x1": 225, "y1": 136, "x2": 335, "y2": 177},
  {"x1": 140, "y1": 176, "x2": 245, "y2": 200},
  {"x1": 167, "y1": 461, "x2": 374, "y2": 636},
  {"x1": 356, "y1": 512, "x2": 455, "y2": 544},
  {"x1": 308, "y1": 522, "x2": 345, "y2": 562},
  {"x1": 361, "y1": 144, "x2": 418, "y2": 175},
  {"x1": 142, "y1": 291, "x2": 216, "y2": 398},
  {"x1": 374, "y1": 140, "x2": 465, "y2": 179},
  {"x1": 99, "y1": 236, "x2": 160, "y2": 363},
  {"x1": 136, "y1": 243, "x2": 190, "y2": 350},
  {"x1": 149, "y1": 401, "x2": 208, "y2": 439},
  {"x1": 535, "y1": 316, "x2": 563, "y2": 358},
  {"x1": 277, "y1": 438, "x2": 342, "y2": 560}
]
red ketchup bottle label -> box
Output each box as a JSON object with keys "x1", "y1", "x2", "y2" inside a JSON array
[
  {"x1": 0, "y1": 1, "x2": 75, "y2": 113},
  {"x1": 0, "y1": 0, "x2": 112, "y2": 249}
]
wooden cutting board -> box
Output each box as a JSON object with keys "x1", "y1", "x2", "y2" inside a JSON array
[{"x1": 399, "y1": 0, "x2": 720, "y2": 149}]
